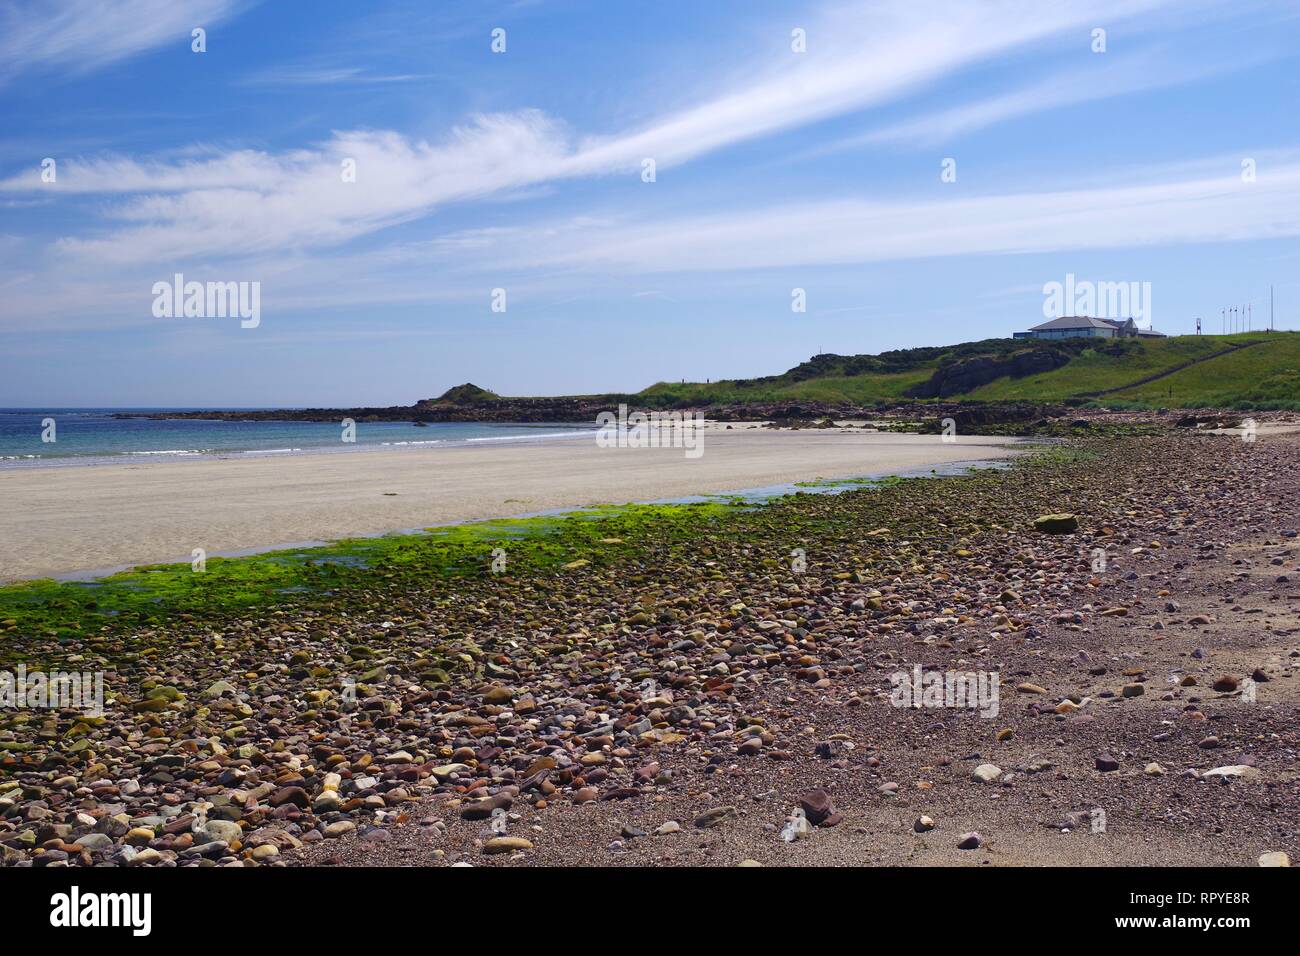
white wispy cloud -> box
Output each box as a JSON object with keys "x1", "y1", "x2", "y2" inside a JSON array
[
  {"x1": 236, "y1": 64, "x2": 435, "y2": 86},
  {"x1": 825, "y1": 46, "x2": 1268, "y2": 150},
  {"x1": 448, "y1": 160, "x2": 1300, "y2": 275},
  {"x1": 0, "y1": 0, "x2": 253, "y2": 85},
  {"x1": 1, "y1": 0, "x2": 1291, "y2": 340},
  {"x1": 559, "y1": 0, "x2": 1186, "y2": 174},
  {"x1": 1, "y1": 0, "x2": 1196, "y2": 265},
  {"x1": 6, "y1": 153, "x2": 1293, "y2": 334},
  {"x1": 42, "y1": 114, "x2": 574, "y2": 263}
]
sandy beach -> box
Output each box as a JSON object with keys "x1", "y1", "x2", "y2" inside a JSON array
[{"x1": 0, "y1": 429, "x2": 1020, "y2": 582}]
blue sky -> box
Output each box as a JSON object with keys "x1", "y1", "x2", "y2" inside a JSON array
[{"x1": 1, "y1": 0, "x2": 1298, "y2": 406}]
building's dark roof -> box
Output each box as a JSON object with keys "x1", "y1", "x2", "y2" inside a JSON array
[{"x1": 1029, "y1": 316, "x2": 1117, "y2": 331}]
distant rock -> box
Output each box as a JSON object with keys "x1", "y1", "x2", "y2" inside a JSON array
[{"x1": 430, "y1": 383, "x2": 500, "y2": 405}]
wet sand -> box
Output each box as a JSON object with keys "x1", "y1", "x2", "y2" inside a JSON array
[{"x1": 0, "y1": 429, "x2": 1020, "y2": 581}]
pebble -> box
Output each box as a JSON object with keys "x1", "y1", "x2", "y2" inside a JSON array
[
  {"x1": 694, "y1": 806, "x2": 736, "y2": 829},
  {"x1": 125, "y1": 827, "x2": 155, "y2": 846},
  {"x1": 780, "y1": 811, "x2": 811, "y2": 843},
  {"x1": 1202, "y1": 765, "x2": 1259, "y2": 781},
  {"x1": 482, "y1": 836, "x2": 533, "y2": 854},
  {"x1": 797, "y1": 790, "x2": 840, "y2": 827},
  {"x1": 1034, "y1": 514, "x2": 1079, "y2": 534},
  {"x1": 461, "y1": 793, "x2": 513, "y2": 821}
]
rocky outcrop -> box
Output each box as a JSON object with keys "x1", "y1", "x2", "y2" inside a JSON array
[
  {"x1": 114, "y1": 394, "x2": 632, "y2": 424},
  {"x1": 907, "y1": 347, "x2": 1073, "y2": 399},
  {"x1": 945, "y1": 403, "x2": 1061, "y2": 432},
  {"x1": 426, "y1": 383, "x2": 499, "y2": 405},
  {"x1": 910, "y1": 402, "x2": 1065, "y2": 434}
]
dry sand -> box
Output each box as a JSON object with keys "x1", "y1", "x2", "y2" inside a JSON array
[{"x1": 0, "y1": 428, "x2": 1021, "y2": 582}]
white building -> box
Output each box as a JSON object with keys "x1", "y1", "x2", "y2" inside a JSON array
[{"x1": 1013, "y1": 316, "x2": 1166, "y2": 340}]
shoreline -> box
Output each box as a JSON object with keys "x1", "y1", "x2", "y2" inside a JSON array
[
  {"x1": 0, "y1": 422, "x2": 599, "y2": 471},
  {"x1": 0, "y1": 429, "x2": 1022, "y2": 582},
  {"x1": 42, "y1": 454, "x2": 1013, "y2": 584},
  {"x1": 0, "y1": 419, "x2": 895, "y2": 472}
]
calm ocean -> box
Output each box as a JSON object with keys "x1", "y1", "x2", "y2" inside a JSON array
[{"x1": 0, "y1": 410, "x2": 593, "y2": 467}]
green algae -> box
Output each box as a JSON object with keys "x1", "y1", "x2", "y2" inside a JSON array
[
  {"x1": 0, "y1": 502, "x2": 742, "y2": 643},
  {"x1": 793, "y1": 475, "x2": 906, "y2": 489},
  {"x1": 0, "y1": 443, "x2": 1088, "y2": 646}
]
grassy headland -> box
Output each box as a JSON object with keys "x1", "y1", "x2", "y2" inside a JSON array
[
  {"x1": 116, "y1": 332, "x2": 1300, "y2": 427},
  {"x1": 640, "y1": 332, "x2": 1298, "y2": 411}
]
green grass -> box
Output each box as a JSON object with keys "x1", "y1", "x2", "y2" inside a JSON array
[
  {"x1": 967, "y1": 335, "x2": 1263, "y2": 400},
  {"x1": 639, "y1": 368, "x2": 932, "y2": 406},
  {"x1": 634, "y1": 333, "x2": 1299, "y2": 408},
  {"x1": 1107, "y1": 334, "x2": 1300, "y2": 408},
  {"x1": 636, "y1": 337, "x2": 1047, "y2": 407}
]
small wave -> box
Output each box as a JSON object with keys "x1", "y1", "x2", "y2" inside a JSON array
[
  {"x1": 123, "y1": 449, "x2": 210, "y2": 456},
  {"x1": 381, "y1": 440, "x2": 445, "y2": 446},
  {"x1": 241, "y1": 447, "x2": 303, "y2": 455},
  {"x1": 464, "y1": 432, "x2": 583, "y2": 443}
]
